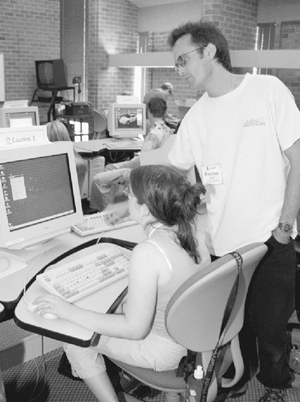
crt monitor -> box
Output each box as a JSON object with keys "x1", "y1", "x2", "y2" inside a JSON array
[
  {"x1": 0, "y1": 106, "x2": 40, "y2": 128},
  {"x1": 35, "y1": 59, "x2": 68, "y2": 90},
  {"x1": 0, "y1": 141, "x2": 83, "y2": 250},
  {"x1": 107, "y1": 103, "x2": 146, "y2": 138}
]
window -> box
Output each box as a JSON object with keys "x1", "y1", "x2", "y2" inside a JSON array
[{"x1": 255, "y1": 23, "x2": 276, "y2": 74}]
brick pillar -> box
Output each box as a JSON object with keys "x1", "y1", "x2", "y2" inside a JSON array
[{"x1": 202, "y1": 0, "x2": 259, "y2": 50}]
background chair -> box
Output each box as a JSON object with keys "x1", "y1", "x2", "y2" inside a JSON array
[
  {"x1": 110, "y1": 242, "x2": 267, "y2": 402},
  {"x1": 91, "y1": 109, "x2": 107, "y2": 139}
]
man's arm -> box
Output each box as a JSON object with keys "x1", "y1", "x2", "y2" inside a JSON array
[
  {"x1": 273, "y1": 138, "x2": 300, "y2": 244},
  {"x1": 139, "y1": 135, "x2": 196, "y2": 183},
  {"x1": 139, "y1": 135, "x2": 175, "y2": 166}
]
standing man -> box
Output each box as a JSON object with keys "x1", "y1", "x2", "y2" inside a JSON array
[{"x1": 167, "y1": 20, "x2": 300, "y2": 402}]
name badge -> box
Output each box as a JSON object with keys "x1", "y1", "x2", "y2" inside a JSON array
[{"x1": 201, "y1": 165, "x2": 223, "y2": 185}]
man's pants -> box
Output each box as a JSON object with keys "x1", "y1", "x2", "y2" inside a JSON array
[
  {"x1": 249, "y1": 235, "x2": 296, "y2": 389},
  {"x1": 211, "y1": 235, "x2": 296, "y2": 389}
]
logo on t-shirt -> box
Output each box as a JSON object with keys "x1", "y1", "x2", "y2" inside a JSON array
[{"x1": 244, "y1": 117, "x2": 265, "y2": 128}]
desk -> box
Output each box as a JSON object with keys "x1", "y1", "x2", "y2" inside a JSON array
[
  {"x1": 13, "y1": 224, "x2": 146, "y2": 347},
  {"x1": 0, "y1": 224, "x2": 145, "y2": 311},
  {"x1": 74, "y1": 138, "x2": 142, "y2": 154},
  {"x1": 74, "y1": 138, "x2": 143, "y2": 166}
]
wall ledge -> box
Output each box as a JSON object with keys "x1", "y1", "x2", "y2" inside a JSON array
[{"x1": 109, "y1": 49, "x2": 300, "y2": 69}]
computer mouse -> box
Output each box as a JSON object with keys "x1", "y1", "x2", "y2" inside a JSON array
[
  {"x1": 27, "y1": 302, "x2": 57, "y2": 319},
  {"x1": 42, "y1": 313, "x2": 58, "y2": 320}
]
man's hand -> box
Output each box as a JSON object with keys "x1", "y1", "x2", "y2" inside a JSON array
[{"x1": 272, "y1": 226, "x2": 291, "y2": 244}]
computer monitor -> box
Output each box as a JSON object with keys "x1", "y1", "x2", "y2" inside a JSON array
[
  {"x1": 107, "y1": 103, "x2": 146, "y2": 138},
  {"x1": 0, "y1": 106, "x2": 40, "y2": 128},
  {"x1": 35, "y1": 59, "x2": 68, "y2": 90},
  {"x1": 0, "y1": 142, "x2": 83, "y2": 250}
]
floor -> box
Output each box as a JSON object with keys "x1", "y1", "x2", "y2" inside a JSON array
[{"x1": 2, "y1": 321, "x2": 300, "y2": 402}]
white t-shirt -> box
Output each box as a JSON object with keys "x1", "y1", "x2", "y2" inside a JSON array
[{"x1": 169, "y1": 73, "x2": 300, "y2": 255}]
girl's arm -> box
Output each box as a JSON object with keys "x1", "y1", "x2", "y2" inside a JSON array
[{"x1": 33, "y1": 242, "x2": 166, "y2": 340}]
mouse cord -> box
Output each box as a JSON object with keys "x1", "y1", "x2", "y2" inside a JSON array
[
  {"x1": 22, "y1": 247, "x2": 49, "y2": 306},
  {"x1": 27, "y1": 338, "x2": 63, "y2": 401}
]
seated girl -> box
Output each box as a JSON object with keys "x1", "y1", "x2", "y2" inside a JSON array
[{"x1": 31, "y1": 165, "x2": 209, "y2": 402}]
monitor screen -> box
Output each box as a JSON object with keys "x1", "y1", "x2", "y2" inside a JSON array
[
  {"x1": 0, "y1": 106, "x2": 40, "y2": 128},
  {"x1": 0, "y1": 142, "x2": 83, "y2": 250},
  {"x1": 107, "y1": 103, "x2": 146, "y2": 138},
  {"x1": 35, "y1": 59, "x2": 68, "y2": 90},
  {"x1": 38, "y1": 61, "x2": 54, "y2": 85}
]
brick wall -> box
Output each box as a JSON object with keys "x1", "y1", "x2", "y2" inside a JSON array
[
  {"x1": 0, "y1": 0, "x2": 60, "y2": 123},
  {"x1": 0, "y1": 0, "x2": 138, "y2": 120},
  {"x1": 1, "y1": 0, "x2": 299, "y2": 121},
  {"x1": 147, "y1": 0, "x2": 259, "y2": 117},
  {"x1": 87, "y1": 0, "x2": 138, "y2": 112}
]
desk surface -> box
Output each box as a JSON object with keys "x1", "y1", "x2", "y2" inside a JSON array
[
  {"x1": 13, "y1": 223, "x2": 146, "y2": 346},
  {"x1": 14, "y1": 242, "x2": 133, "y2": 347},
  {"x1": 0, "y1": 223, "x2": 145, "y2": 307},
  {"x1": 73, "y1": 137, "x2": 143, "y2": 154}
]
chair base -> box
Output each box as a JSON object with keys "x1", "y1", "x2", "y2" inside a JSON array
[{"x1": 165, "y1": 392, "x2": 182, "y2": 402}]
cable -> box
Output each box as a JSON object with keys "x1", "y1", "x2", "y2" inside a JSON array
[
  {"x1": 27, "y1": 337, "x2": 64, "y2": 402},
  {"x1": 22, "y1": 240, "x2": 54, "y2": 306}
]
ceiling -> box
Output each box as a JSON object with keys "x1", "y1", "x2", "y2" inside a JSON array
[{"x1": 128, "y1": 0, "x2": 190, "y2": 7}]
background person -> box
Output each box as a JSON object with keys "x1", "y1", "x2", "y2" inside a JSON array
[
  {"x1": 89, "y1": 97, "x2": 173, "y2": 212},
  {"x1": 166, "y1": 20, "x2": 300, "y2": 402},
  {"x1": 143, "y1": 82, "x2": 179, "y2": 133},
  {"x1": 46, "y1": 120, "x2": 88, "y2": 201},
  {"x1": 143, "y1": 82, "x2": 174, "y2": 104},
  {"x1": 30, "y1": 165, "x2": 209, "y2": 402}
]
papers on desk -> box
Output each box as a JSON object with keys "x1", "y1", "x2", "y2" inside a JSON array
[{"x1": 104, "y1": 138, "x2": 143, "y2": 150}]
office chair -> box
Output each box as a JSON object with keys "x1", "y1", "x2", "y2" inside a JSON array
[
  {"x1": 91, "y1": 109, "x2": 107, "y2": 139},
  {"x1": 110, "y1": 242, "x2": 267, "y2": 402}
]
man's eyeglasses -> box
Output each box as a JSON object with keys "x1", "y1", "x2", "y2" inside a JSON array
[{"x1": 174, "y1": 46, "x2": 206, "y2": 74}]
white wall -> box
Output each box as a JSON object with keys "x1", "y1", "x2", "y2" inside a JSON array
[
  {"x1": 138, "y1": 0, "x2": 202, "y2": 32},
  {"x1": 258, "y1": 0, "x2": 300, "y2": 23}
]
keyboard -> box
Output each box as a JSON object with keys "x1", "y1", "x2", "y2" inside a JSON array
[
  {"x1": 36, "y1": 245, "x2": 130, "y2": 303},
  {"x1": 71, "y1": 209, "x2": 137, "y2": 237}
]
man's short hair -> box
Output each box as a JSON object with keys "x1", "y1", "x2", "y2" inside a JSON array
[
  {"x1": 147, "y1": 97, "x2": 167, "y2": 118},
  {"x1": 168, "y1": 20, "x2": 232, "y2": 72}
]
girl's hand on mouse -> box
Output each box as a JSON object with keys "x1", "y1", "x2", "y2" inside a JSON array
[{"x1": 32, "y1": 295, "x2": 76, "y2": 321}]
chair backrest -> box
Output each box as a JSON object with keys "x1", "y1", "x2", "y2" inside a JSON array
[
  {"x1": 165, "y1": 242, "x2": 267, "y2": 353},
  {"x1": 91, "y1": 109, "x2": 107, "y2": 137},
  {"x1": 74, "y1": 151, "x2": 88, "y2": 194}
]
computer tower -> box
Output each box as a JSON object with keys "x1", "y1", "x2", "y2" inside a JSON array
[{"x1": 81, "y1": 156, "x2": 105, "y2": 199}]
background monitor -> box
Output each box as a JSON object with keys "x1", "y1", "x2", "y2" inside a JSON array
[
  {"x1": 0, "y1": 106, "x2": 40, "y2": 128},
  {"x1": 35, "y1": 59, "x2": 68, "y2": 90},
  {"x1": 107, "y1": 103, "x2": 146, "y2": 138},
  {"x1": 0, "y1": 142, "x2": 83, "y2": 250}
]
